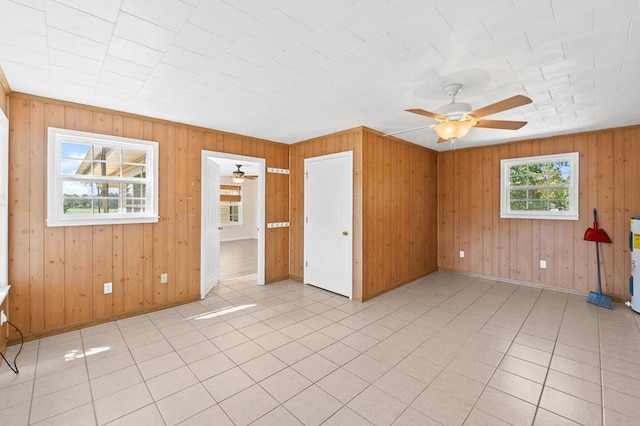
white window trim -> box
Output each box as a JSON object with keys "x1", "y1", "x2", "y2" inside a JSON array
[
  {"x1": 500, "y1": 152, "x2": 579, "y2": 220},
  {"x1": 47, "y1": 127, "x2": 159, "y2": 227},
  {"x1": 0, "y1": 109, "x2": 8, "y2": 297}
]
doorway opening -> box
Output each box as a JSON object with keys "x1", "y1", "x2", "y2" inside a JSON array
[{"x1": 200, "y1": 151, "x2": 265, "y2": 299}]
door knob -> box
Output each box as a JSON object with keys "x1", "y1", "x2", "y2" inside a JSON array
[
  {"x1": 218, "y1": 226, "x2": 224, "y2": 230},
  {"x1": 342, "y1": 231, "x2": 349, "y2": 236}
]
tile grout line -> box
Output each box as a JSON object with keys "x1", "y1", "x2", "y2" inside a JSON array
[
  {"x1": 528, "y1": 293, "x2": 570, "y2": 426},
  {"x1": 457, "y1": 283, "x2": 547, "y2": 425},
  {"x1": 598, "y1": 307, "x2": 606, "y2": 426},
  {"x1": 80, "y1": 329, "x2": 101, "y2": 426}
]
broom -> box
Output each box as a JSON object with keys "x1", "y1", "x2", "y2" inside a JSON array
[{"x1": 584, "y1": 208, "x2": 613, "y2": 309}]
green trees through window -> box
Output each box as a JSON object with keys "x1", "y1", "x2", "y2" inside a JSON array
[
  {"x1": 501, "y1": 152, "x2": 579, "y2": 220},
  {"x1": 508, "y1": 161, "x2": 570, "y2": 212}
]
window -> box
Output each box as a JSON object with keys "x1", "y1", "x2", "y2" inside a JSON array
[
  {"x1": 220, "y1": 184, "x2": 242, "y2": 225},
  {"x1": 47, "y1": 127, "x2": 158, "y2": 227},
  {"x1": 500, "y1": 152, "x2": 579, "y2": 220}
]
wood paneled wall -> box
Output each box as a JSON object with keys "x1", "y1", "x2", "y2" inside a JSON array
[
  {"x1": 361, "y1": 129, "x2": 439, "y2": 300},
  {"x1": 289, "y1": 127, "x2": 439, "y2": 301},
  {"x1": 8, "y1": 93, "x2": 289, "y2": 339},
  {"x1": 438, "y1": 126, "x2": 640, "y2": 300}
]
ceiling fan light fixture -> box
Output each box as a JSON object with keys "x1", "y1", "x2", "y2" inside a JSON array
[
  {"x1": 232, "y1": 165, "x2": 245, "y2": 183},
  {"x1": 434, "y1": 118, "x2": 477, "y2": 141},
  {"x1": 403, "y1": 84, "x2": 533, "y2": 145}
]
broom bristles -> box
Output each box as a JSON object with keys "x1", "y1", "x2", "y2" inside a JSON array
[{"x1": 587, "y1": 291, "x2": 613, "y2": 309}]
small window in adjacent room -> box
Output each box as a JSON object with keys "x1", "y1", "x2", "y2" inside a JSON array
[
  {"x1": 47, "y1": 127, "x2": 158, "y2": 227},
  {"x1": 220, "y1": 184, "x2": 242, "y2": 225},
  {"x1": 500, "y1": 152, "x2": 579, "y2": 220}
]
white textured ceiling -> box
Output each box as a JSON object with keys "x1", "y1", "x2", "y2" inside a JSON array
[{"x1": 1, "y1": 0, "x2": 639, "y2": 151}]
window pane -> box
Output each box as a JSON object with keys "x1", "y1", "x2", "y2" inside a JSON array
[
  {"x1": 122, "y1": 148, "x2": 146, "y2": 164},
  {"x1": 510, "y1": 165, "x2": 571, "y2": 213},
  {"x1": 61, "y1": 142, "x2": 91, "y2": 160},
  {"x1": 63, "y1": 180, "x2": 92, "y2": 214},
  {"x1": 502, "y1": 153, "x2": 578, "y2": 220},
  {"x1": 61, "y1": 159, "x2": 85, "y2": 175},
  {"x1": 229, "y1": 205, "x2": 239, "y2": 222},
  {"x1": 123, "y1": 164, "x2": 146, "y2": 178},
  {"x1": 527, "y1": 188, "x2": 545, "y2": 200},
  {"x1": 509, "y1": 166, "x2": 529, "y2": 186},
  {"x1": 62, "y1": 142, "x2": 92, "y2": 175},
  {"x1": 529, "y1": 200, "x2": 549, "y2": 210},
  {"x1": 124, "y1": 183, "x2": 147, "y2": 212},
  {"x1": 510, "y1": 200, "x2": 527, "y2": 210},
  {"x1": 124, "y1": 183, "x2": 146, "y2": 197},
  {"x1": 63, "y1": 197, "x2": 92, "y2": 214},
  {"x1": 107, "y1": 184, "x2": 120, "y2": 197},
  {"x1": 528, "y1": 168, "x2": 547, "y2": 185},
  {"x1": 49, "y1": 128, "x2": 158, "y2": 226},
  {"x1": 510, "y1": 189, "x2": 526, "y2": 199},
  {"x1": 63, "y1": 180, "x2": 93, "y2": 197},
  {"x1": 91, "y1": 197, "x2": 120, "y2": 214}
]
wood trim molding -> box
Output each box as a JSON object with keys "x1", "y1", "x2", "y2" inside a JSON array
[
  {"x1": 0, "y1": 67, "x2": 11, "y2": 95},
  {"x1": 7, "y1": 295, "x2": 200, "y2": 344},
  {"x1": 437, "y1": 267, "x2": 592, "y2": 297}
]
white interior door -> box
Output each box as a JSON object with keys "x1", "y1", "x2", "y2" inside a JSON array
[
  {"x1": 201, "y1": 157, "x2": 221, "y2": 298},
  {"x1": 304, "y1": 151, "x2": 353, "y2": 298}
]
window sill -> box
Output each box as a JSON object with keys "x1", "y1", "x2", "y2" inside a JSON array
[
  {"x1": 47, "y1": 216, "x2": 159, "y2": 227},
  {"x1": 500, "y1": 213, "x2": 579, "y2": 220}
]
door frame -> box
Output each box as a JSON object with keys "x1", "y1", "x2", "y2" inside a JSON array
[
  {"x1": 303, "y1": 150, "x2": 353, "y2": 299},
  {"x1": 200, "y1": 150, "x2": 266, "y2": 299}
]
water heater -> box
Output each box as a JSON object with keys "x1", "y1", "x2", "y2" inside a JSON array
[{"x1": 629, "y1": 217, "x2": 640, "y2": 313}]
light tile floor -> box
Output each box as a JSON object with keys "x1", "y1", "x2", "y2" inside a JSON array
[{"x1": 2, "y1": 272, "x2": 640, "y2": 425}]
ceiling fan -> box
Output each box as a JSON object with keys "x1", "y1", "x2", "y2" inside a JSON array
[
  {"x1": 387, "y1": 84, "x2": 532, "y2": 143},
  {"x1": 232, "y1": 164, "x2": 258, "y2": 183}
]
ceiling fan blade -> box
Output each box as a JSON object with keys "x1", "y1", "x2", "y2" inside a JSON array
[
  {"x1": 436, "y1": 137, "x2": 448, "y2": 143},
  {"x1": 468, "y1": 95, "x2": 532, "y2": 119},
  {"x1": 475, "y1": 119, "x2": 528, "y2": 130},
  {"x1": 383, "y1": 124, "x2": 434, "y2": 137},
  {"x1": 406, "y1": 108, "x2": 446, "y2": 121},
  {"x1": 245, "y1": 175, "x2": 258, "y2": 179}
]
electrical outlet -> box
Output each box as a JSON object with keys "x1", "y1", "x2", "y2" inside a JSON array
[
  {"x1": 540, "y1": 260, "x2": 547, "y2": 269},
  {"x1": 0, "y1": 310, "x2": 6, "y2": 325},
  {"x1": 161, "y1": 273, "x2": 168, "y2": 284},
  {"x1": 104, "y1": 282, "x2": 112, "y2": 294},
  {"x1": 459, "y1": 250, "x2": 465, "y2": 258}
]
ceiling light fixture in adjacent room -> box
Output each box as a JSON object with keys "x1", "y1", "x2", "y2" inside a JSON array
[{"x1": 232, "y1": 164, "x2": 245, "y2": 183}]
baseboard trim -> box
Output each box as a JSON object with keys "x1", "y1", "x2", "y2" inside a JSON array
[
  {"x1": 437, "y1": 268, "x2": 630, "y2": 303},
  {"x1": 8, "y1": 295, "x2": 200, "y2": 345}
]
